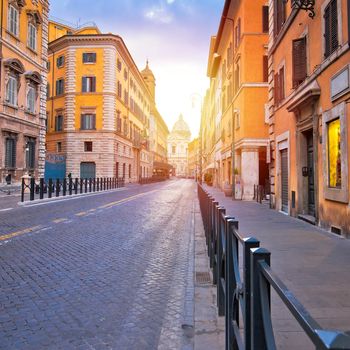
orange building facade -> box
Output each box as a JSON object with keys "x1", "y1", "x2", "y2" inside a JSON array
[
  {"x1": 202, "y1": 0, "x2": 270, "y2": 199},
  {"x1": 269, "y1": 0, "x2": 350, "y2": 236},
  {"x1": 46, "y1": 21, "x2": 153, "y2": 181}
]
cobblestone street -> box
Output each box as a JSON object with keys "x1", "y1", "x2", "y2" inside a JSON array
[{"x1": 0, "y1": 180, "x2": 195, "y2": 350}]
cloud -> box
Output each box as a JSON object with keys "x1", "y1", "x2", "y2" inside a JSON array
[
  {"x1": 144, "y1": 5, "x2": 174, "y2": 24},
  {"x1": 166, "y1": 0, "x2": 176, "y2": 4}
]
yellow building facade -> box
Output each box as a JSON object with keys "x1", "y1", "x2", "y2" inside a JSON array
[
  {"x1": 269, "y1": 0, "x2": 350, "y2": 236},
  {"x1": 202, "y1": 0, "x2": 269, "y2": 199},
  {"x1": 46, "y1": 21, "x2": 153, "y2": 181},
  {"x1": 0, "y1": 0, "x2": 49, "y2": 184}
]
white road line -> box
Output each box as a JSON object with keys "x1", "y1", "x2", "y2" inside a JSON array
[
  {"x1": 19, "y1": 188, "x2": 127, "y2": 208},
  {"x1": 0, "y1": 208, "x2": 13, "y2": 212}
]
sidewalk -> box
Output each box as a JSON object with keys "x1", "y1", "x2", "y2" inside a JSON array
[{"x1": 201, "y1": 185, "x2": 350, "y2": 349}]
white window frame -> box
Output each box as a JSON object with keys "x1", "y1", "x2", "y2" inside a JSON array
[
  {"x1": 6, "y1": 76, "x2": 18, "y2": 106},
  {"x1": 27, "y1": 22, "x2": 37, "y2": 51},
  {"x1": 8, "y1": 5, "x2": 19, "y2": 36}
]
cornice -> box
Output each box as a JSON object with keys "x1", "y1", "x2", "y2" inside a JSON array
[{"x1": 48, "y1": 34, "x2": 152, "y2": 101}]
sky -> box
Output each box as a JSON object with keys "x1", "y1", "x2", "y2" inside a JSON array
[{"x1": 50, "y1": 0, "x2": 224, "y2": 139}]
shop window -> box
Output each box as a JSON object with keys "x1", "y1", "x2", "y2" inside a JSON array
[{"x1": 327, "y1": 118, "x2": 341, "y2": 188}]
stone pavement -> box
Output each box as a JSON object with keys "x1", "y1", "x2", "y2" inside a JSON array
[{"x1": 202, "y1": 185, "x2": 350, "y2": 349}]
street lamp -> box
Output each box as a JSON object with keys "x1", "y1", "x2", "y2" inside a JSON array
[{"x1": 282, "y1": 0, "x2": 315, "y2": 19}]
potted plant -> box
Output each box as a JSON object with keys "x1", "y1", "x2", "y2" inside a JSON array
[
  {"x1": 204, "y1": 173, "x2": 213, "y2": 186},
  {"x1": 223, "y1": 181, "x2": 232, "y2": 197}
]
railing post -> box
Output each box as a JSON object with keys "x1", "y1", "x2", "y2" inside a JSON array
[
  {"x1": 30, "y1": 177, "x2": 35, "y2": 201},
  {"x1": 21, "y1": 178, "x2": 25, "y2": 202},
  {"x1": 89, "y1": 178, "x2": 92, "y2": 193},
  {"x1": 243, "y1": 237, "x2": 260, "y2": 350},
  {"x1": 84, "y1": 178, "x2": 88, "y2": 193},
  {"x1": 216, "y1": 210, "x2": 227, "y2": 316},
  {"x1": 39, "y1": 178, "x2": 44, "y2": 199},
  {"x1": 251, "y1": 247, "x2": 271, "y2": 350},
  {"x1": 69, "y1": 177, "x2": 73, "y2": 195},
  {"x1": 225, "y1": 219, "x2": 238, "y2": 350},
  {"x1": 75, "y1": 178, "x2": 78, "y2": 195},
  {"x1": 48, "y1": 178, "x2": 53, "y2": 198},
  {"x1": 80, "y1": 178, "x2": 83, "y2": 194},
  {"x1": 213, "y1": 205, "x2": 224, "y2": 285},
  {"x1": 63, "y1": 178, "x2": 67, "y2": 196},
  {"x1": 56, "y1": 179, "x2": 60, "y2": 197},
  {"x1": 93, "y1": 178, "x2": 96, "y2": 192}
]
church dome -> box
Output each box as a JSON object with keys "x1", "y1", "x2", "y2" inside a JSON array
[
  {"x1": 171, "y1": 114, "x2": 191, "y2": 139},
  {"x1": 141, "y1": 60, "x2": 155, "y2": 79}
]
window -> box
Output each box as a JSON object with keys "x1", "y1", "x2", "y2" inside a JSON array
[
  {"x1": 117, "y1": 112, "x2": 122, "y2": 132},
  {"x1": 5, "y1": 137, "x2": 16, "y2": 168},
  {"x1": 292, "y1": 37, "x2": 307, "y2": 88},
  {"x1": 82, "y1": 76, "x2": 96, "y2": 93},
  {"x1": 117, "y1": 81, "x2": 122, "y2": 98},
  {"x1": 57, "y1": 142, "x2": 62, "y2": 152},
  {"x1": 274, "y1": 0, "x2": 286, "y2": 37},
  {"x1": 26, "y1": 139, "x2": 35, "y2": 169},
  {"x1": 55, "y1": 115, "x2": 63, "y2": 131},
  {"x1": 46, "y1": 83, "x2": 50, "y2": 98},
  {"x1": 56, "y1": 56, "x2": 65, "y2": 68},
  {"x1": 263, "y1": 55, "x2": 268, "y2": 82},
  {"x1": 324, "y1": 0, "x2": 338, "y2": 58},
  {"x1": 82, "y1": 52, "x2": 96, "y2": 63},
  {"x1": 123, "y1": 163, "x2": 126, "y2": 178},
  {"x1": 124, "y1": 69, "x2": 128, "y2": 80},
  {"x1": 274, "y1": 66, "x2": 285, "y2": 105},
  {"x1": 28, "y1": 23, "x2": 37, "y2": 51},
  {"x1": 84, "y1": 141, "x2": 93, "y2": 152},
  {"x1": 262, "y1": 6, "x2": 269, "y2": 33},
  {"x1": 6, "y1": 76, "x2": 18, "y2": 106},
  {"x1": 117, "y1": 59, "x2": 122, "y2": 71},
  {"x1": 124, "y1": 90, "x2": 128, "y2": 106},
  {"x1": 327, "y1": 118, "x2": 341, "y2": 188},
  {"x1": 56, "y1": 79, "x2": 64, "y2": 95},
  {"x1": 172, "y1": 145, "x2": 176, "y2": 154},
  {"x1": 81, "y1": 114, "x2": 96, "y2": 130},
  {"x1": 8, "y1": 5, "x2": 19, "y2": 36},
  {"x1": 27, "y1": 86, "x2": 36, "y2": 113}
]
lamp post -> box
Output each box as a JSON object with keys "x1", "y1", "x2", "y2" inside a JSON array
[{"x1": 282, "y1": 0, "x2": 315, "y2": 18}]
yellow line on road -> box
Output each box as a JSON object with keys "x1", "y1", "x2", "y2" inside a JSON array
[
  {"x1": 0, "y1": 225, "x2": 43, "y2": 241},
  {"x1": 98, "y1": 190, "x2": 158, "y2": 209}
]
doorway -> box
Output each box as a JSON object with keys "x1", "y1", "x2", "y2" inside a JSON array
[{"x1": 280, "y1": 149, "x2": 288, "y2": 213}]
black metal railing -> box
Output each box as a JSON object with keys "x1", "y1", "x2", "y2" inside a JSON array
[
  {"x1": 139, "y1": 175, "x2": 167, "y2": 184},
  {"x1": 21, "y1": 177, "x2": 125, "y2": 202},
  {"x1": 197, "y1": 183, "x2": 350, "y2": 350}
]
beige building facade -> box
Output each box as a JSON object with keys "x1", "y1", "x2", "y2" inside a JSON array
[{"x1": 0, "y1": 0, "x2": 49, "y2": 184}]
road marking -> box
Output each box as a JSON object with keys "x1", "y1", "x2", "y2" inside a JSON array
[
  {"x1": 98, "y1": 190, "x2": 159, "y2": 209},
  {"x1": 75, "y1": 211, "x2": 88, "y2": 217},
  {"x1": 0, "y1": 225, "x2": 43, "y2": 241},
  {"x1": 19, "y1": 188, "x2": 127, "y2": 207},
  {"x1": 0, "y1": 208, "x2": 13, "y2": 212},
  {"x1": 52, "y1": 218, "x2": 68, "y2": 224}
]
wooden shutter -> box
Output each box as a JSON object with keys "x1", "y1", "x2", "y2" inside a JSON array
[
  {"x1": 263, "y1": 55, "x2": 268, "y2": 82},
  {"x1": 262, "y1": 6, "x2": 269, "y2": 33},
  {"x1": 92, "y1": 114, "x2": 96, "y2": 129},
  {"x1": 324, "y1": 5, "x2": 331, "y2": 57},
  {"x1": 82, "y1": 77, "x2": 87, "y2": 92},
  {"x1": 330, "y1": 0, "x2": 338, "y2": 52},
  {"x1": 82, "y1": 53, "x2": 87, "y2": 63},
  {"x1": 279, "y1": 66, "x2": 285, "y2": 100},
  {"x1": 292, "y1": 37, "x2": 307, "y2": 88},
  {"x1": 91, "y1": 77, "x2": 96, "y2": 92},
  {"x1": 274, "y1": 72, "x2": 280, "y2": 105}
]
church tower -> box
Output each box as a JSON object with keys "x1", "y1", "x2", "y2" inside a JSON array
[{"x1": 141, "y1": 60, "x2": 156, "y2": 102}]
